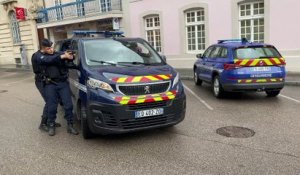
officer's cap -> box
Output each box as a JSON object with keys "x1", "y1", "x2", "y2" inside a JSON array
[{"x1": 41, "y1": 39, "x2": 53, "y2": 47}]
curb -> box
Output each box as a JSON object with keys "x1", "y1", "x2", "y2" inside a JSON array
[
  {"x1": 285, "y1": 81, "x2": 300, "y2": 86},
  {"x1": 180, "y1": 76, "x2": 300, "y2": 87}
]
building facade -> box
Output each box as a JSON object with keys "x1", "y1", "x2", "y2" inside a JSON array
[
  {"x1": 0, "y1": 0, "x2": 42, "y2": 65},
  {"x1": 124, "y1": 0, "x2": 300, "y2": 72},
  {"x1": 37, "y1": 0, "x2": 124, "y2": 43}
]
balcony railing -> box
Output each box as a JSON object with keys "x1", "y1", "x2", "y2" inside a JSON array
[{"x1": 37, "y1": 0, "x2": 122, "y2": 23}]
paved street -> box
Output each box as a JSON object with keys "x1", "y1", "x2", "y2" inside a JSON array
[{"x1": 0, "y1": 69, "x2": 299, "y2": 175}]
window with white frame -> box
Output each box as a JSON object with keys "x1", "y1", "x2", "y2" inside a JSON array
[
  {"x1": 54, "y1": 0, "x2": 63, "y2": 20},
  {"x1": 185, "y1": 8, "x2": 205, "y2": 53},
  {"x1": 76, "y1": 0, "x2": 85, "y2": 16},
  {"x1": 144, "y1": 16, "x2": 162, "y2": 52},
  {"x1": 101, "y1": 0, "x2": 111, "y2": 12},
  {"x1": 239, "y1": 1, "x2": 264, "y2": 42},
  {"x1": 9, "y1": 11, "x2": 21, "y2": 44}
]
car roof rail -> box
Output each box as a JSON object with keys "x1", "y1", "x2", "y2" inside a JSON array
[
  {"x1": 72, "y1": 30, "x2": 125, "y2": 38},
  {"x1": 218, "y1": 38, "x2": 249, "y2": 44}
]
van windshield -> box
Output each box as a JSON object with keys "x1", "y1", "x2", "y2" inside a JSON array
[
  {"x1": 235, "y1": 47, "x2": 281, "y2": 59},
  {"x1": 83, "y1": 39, "x2": 163, "y2": 66}
]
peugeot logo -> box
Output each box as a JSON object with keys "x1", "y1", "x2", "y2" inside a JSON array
[
  {"x1": 259, "y1": 60, "x2": 264, "y2": 66},
  {"x1": 144, "y1": 86, "x2": 150, "y2": 94}
]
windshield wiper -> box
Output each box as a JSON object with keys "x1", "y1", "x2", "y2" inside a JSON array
[
  {"x1": 118, "y1": 61, "x2": 152, "y2": 66},
  {"x1": 89, "y1": 59, "x2": 117, "y2": 66}
]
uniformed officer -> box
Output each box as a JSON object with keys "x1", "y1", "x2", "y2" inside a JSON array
[
  {"x1": 31, "y1": 39, "x2": 63, "y2": 131},
  {"x1": 35, "y1": 39, "x2": 79, "y2": 136}
]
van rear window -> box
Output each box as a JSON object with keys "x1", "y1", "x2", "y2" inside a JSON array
[{"x1": 235, "y1": 47, "x2": 281, "y2": 59}]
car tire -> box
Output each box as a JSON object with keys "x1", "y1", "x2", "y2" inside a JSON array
[
  {"x1": 194, "y1": 70, "x2": 202, "y2": 86},
  {"x1": 213, "y1": 75, "x2": 225, "y2": 98},
  {"x1": 79, "y1": 104, "x2": 94, "y2": 139},
  {"x1": 266, "y1": 90, "x2": 280, "y2": 97}
]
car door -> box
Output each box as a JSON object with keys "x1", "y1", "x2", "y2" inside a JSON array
[
  {"x1": 201, "y1": 46, "x2": 221, "y2": 81},
  {"x1": 203, "y1": 47, "x2": 223, "y2": 82},
  {"x1": 68, "y1": 40, "x2": 80, "y2": 97},
  {"x1": 198, "y1": 46, "x2": 214, "y2": 81}
]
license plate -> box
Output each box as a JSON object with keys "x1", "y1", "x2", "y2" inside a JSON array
[
  {"x1": 135, "y1": 108, "x2": 164, "y2": 118},
  {"x1": 251, "y1": 67, "x2": 271, "y2": 72}
]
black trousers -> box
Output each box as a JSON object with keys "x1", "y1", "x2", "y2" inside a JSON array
[
  {"x1": 45, "y1": 81, "x2": 74, "y2": 125},
  {"x1": 35, "y1": 81, "x2": 47, "y2": 121}
]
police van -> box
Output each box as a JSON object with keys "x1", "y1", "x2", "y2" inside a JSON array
[
  {"x1": 193, "y1": 39, "x2": 286, "y2": 98},
  {"x1": 55, "y1": 31, "x2": 186, "y2": 139}
]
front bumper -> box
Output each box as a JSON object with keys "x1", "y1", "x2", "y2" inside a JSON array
[
  {"x1": 86, "y1": 95, "x2": 186, "y2": 135},
  {"x1": 223, "y1": 82, "x2": 285, "y2": 92}
]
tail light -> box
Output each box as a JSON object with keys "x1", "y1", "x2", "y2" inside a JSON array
[{"x1": 224, "y1": 63, "x2": 241, "y2": 70}]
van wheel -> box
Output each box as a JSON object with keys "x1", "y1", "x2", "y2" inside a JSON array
[
  {"x1": 266, "y1": 90, "x2": 280, "y2": 97},
  {"x1": 194, "y1": 70, "x2": 202, "y2": 86},
  {"x1": 80, "y1": 104, "x2": 94, "y2": 139},
  {"x1": 213, "y1": 75, "x2": 225, "y2": 98}
]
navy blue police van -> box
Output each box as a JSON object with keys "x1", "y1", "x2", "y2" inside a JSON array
[
  {"x1": 193, "y1": 39, "x2": 286, "y2": 98},
  {"x1": 55, "y1": 31, "x2": 186, "y2": 139}
]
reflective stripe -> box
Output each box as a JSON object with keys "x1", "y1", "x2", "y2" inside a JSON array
[
  {"x1": 250, "y1": 59, "x2": 259, "y2": 66},
  {"x1": 111, "y1": 74, "x2": 172, "y2": 84},
  {"x1": 117, "y1": 77, "x2": 127, "y2": 83},
  {"x1": 114, "y1": 90, "x2": 177, "y2": 105},
  {"x1": 264, "y1": 59, "x2": 273, "y2": 66},
  {"x1": 234, "y1": 58, "x2": 285, "y2": 67},
  {"x1": 273, "y1": 58, "x2": 281, "y2": 64},
  {"x1": 132, "y1": 76, "x2": 142, "y2": 83},
  {"x1": 237, "y1": 78, "x2": 283, "y2": 84},
  {"x1": 240, "y1": 59, "x2": 249, "y2": 66}
]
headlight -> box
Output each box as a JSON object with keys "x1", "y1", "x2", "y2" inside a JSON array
[
  {"x1": 172, "y1": 73, "x2": 180, "y2": 88},
  {"x1": 87, "y1": 77, "x2": 114, "y2": 92}
]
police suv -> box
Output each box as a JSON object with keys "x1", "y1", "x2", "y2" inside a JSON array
[
  {"x1": 193, "y1": 39, "x2": 286, "y2": 98},
  {"x1": 55, "y1": 31, "x2": 186, "y2": 139}
]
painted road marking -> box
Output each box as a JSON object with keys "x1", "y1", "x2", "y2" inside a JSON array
[
  {"x1": 183, "y1": 83, "x2": 214, "y2": 111},
  {"x1": 280, "y1": 94, "x2": 300, "y2": 104}
]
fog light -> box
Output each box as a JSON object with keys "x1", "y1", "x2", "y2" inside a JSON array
[
  {"x1": 92, "y1": 109, "x2": 103, "y2": 124},
  {"x1": 95, "y1": 118, "x2": 102, "y2": 124}
]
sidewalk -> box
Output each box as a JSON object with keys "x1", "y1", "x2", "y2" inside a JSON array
[
  {"x1": 175, "y1": 68, "x2": 300, "y2": 86},
  {"x1": 0, "y1": 64, "x2": 299, "y2": 86},
  {"x1": 0, "y1": 64, "x2": 32, "y2": 72}
]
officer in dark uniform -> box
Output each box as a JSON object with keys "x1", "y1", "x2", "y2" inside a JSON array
[
  {"x1": 34, "y1": 39, "x2": 79, "y2": 136},
  {"x1": 31, "y1": 39, "x2": 63, "y2": 131}
]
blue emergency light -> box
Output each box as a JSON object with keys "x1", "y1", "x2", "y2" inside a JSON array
[
  {"x1": 72, "y1": 30, "x2": 124, "y2": 37},
  {"x1": 218, "y1": 38, "x2": 249, "y2": 44}
]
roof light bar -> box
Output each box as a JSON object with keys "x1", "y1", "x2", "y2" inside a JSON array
[{"x1": 218, "y1": 38, "x2": 249, "y2": 44}]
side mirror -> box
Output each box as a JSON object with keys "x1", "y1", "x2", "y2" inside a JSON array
[
  {"x1": 160, "y1": 54, "x2": 167, "y2": 62},
  {"x1": 196, "y1": 54, "x2": 203, "y2": 59}
]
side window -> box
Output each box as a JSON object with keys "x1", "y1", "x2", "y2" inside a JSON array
[
  {"x1": 219, "y1": 48, "x2": 228, "y2": 58},
  {"x1": 203, "y1": 47, "x2": 214, "y2": 58},
  {"x1": 210, "y1": 47, "x2": 222, "y2": 58}
]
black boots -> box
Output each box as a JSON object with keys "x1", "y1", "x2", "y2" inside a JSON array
[
  {"x1": 67, "y1": 124, "x2": 79, "y2": 135},
  {"x1": 39, "y1": 116, "x2": 61, "y2": 132},
  {"x1": 48, "y1": 123, "x2": 56, "y2": 136},
  {"x1": 46, "y1": 121, "x2": 78, "y2": 136},
  {"x1": 39, "y1": 117, "x2": 49, "y2": 132},
  {"x1": 55, "y1": 122, "x2": 62, "y2": 127}
]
